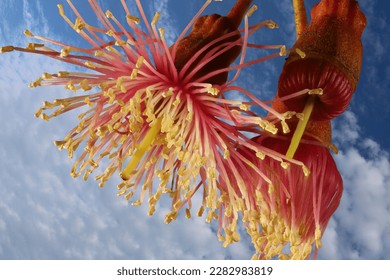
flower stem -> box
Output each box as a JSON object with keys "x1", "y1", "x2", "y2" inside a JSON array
[
  {"x1": 286, "y1": 96, "x2": 315, "y2": 159},
  {"x1": 292, "y1": 0, "x2": 308, "y2": 39},
  {"x1": 120, "y1": 119, "x2": 162, "y2": 180}
]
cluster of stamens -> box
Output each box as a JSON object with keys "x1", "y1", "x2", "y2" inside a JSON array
[{"x1": 0, "y1": 0, "x2": 337, "y2": 260}]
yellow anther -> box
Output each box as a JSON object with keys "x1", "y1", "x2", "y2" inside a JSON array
[
  {"x1": 218, "y1": 234, "x2": 225, "y2": 242},
  {"x1": 239, "y1": 103, "x2": 249, "y2": 111},
  {"x1": 164, "y1": 211, "x2": 178, "y2": 224},
  {"x1": 223, "y1": 149, "x2": 230, "y2": 159},
  {"x1": 0, "y1": 46, "x2": 14, "y2": 53},
  {"x1": 98, "y1": 179, "x2": 107, "y2": 188},
  {"x1": 256, "y1": 151, "x2": 265, "y2": 160},
  {"x1": 279, "y1": 45, "x2": 287, "y2": 56},
  {"x1": 106, "y1": 30, "x2": 115, "y2": 36},
  {"x1": 98, "y1": 82, "x2": 108, "y2": 90},
  {"x1": 29, "y1": 77, "x2": 42, "y2": 88},
  {"x1": 43, "y1": 101, "x2": 54, "y2": 108},
  {"x1": 308, "y1": 88, "x2": 323, "y2": 95},
  {"x1": 126, "y1": 14, "x2": 140, "y2": 24},
  {"x1": 57, "y1": 4, "x2": 65, "y2": 16},
  {"x1": 115, "y1": 40, "x2": 126, "y2": 46},
  {"x1": 173, "y1": 200, "x2": 182, "y2": 210},
  {"x1": 280, "y1": 161, "x2": 290, "y2": 169},
  {"x1": 89, "y1": 159, "x2": 99, "y2": 168},
  {"x1": 117, "y1": 188, "x2": 127, "y2": 197},
  {"x1": 84, "y1": 61, "x2": 97, "y2": 69},
  {"x1": 186, "y1": 111, "x2": 193, "y2": 121},
  {"x1": 268, "y1": 183, "x2": 275, "y2": 194},
  {"x1": 94, "y1": 50, "x2": 104, "y2": 57},
  {"x1": 207, "y1": 85, "x2": 219, "y2": 96},
  {"x1": 77, "y1": 112, "x2": 87, "y2": 122},
  {"x1": 247, "y1": 5, "x2": 258, "y2": 17},
  {"x1": 206, "y1": 210, "x2": 214, "y2": 223},
  {"x1": 58, "y1": 71, "x2": 69, "y2": 77},
  {"x1": 173, "y1": 96, "x2": 181, "y2": 107},
  {"x1": 130, "y1": 69, "x2": 138, "y2": 79},
  {"x1": 185, "y1": 208, "x2": 191, "y2": 219},
  {"x1": 162, "y1": 88, "x2": 173, "y2": 97},
  {"x1": 148, "y1": 205, "x2": 156, "y2": 216},
  {"x1": 74, "y1": 18, "x2": 85, "y2": 33},
  {"x1": 105, "y1": 10, "x2": 113, "y2": 18},
  {"x1": 232, "y1": 231, "x2": 240, "y2": 242},
  {"x1": 136, "y1": 56, "x2": 144, "y2": 68},
  {"x1": 61, "y1": 46, "x2": 71, "y2": 57},
  {"x1": 225, "y1": 205, "x2": 232, "y2": 217},
  {"x1": 197, "y1": 206, "x2": 204, "y2": 217},
  {"x1": 26, "y1": 43, "x2": 43, "y2": 50},
  {"x1": 329, "y1": 143, "x2": 339, "y2": 154},
  {"x1": 84, "y1": 96, "x2": 93, "y2": 106},
  {"x1": 281, "y1": 120, "x2": 290, "y2": 134},
  {"x1": 152, "y1": 12, "x2": 160, "y2": 26},
  {"x1": 34, "y1": 108, "x2": 43, "y2": 118},
  {"x1": 265, "y1": 123, "x2": 278, "y2": 134},
  {"x1": 283, "y1": 111, "x2": 295, "y2": 119},
  {"x1": 24, "y1": 29, "x2": 33, "y2": 37},
  {"x1": 296, "y1": 48, "x2": 306, "y2": 58},
  {"x1": 41, "y1": 72, "x2": 53, "y2": 80},
  {"x1": 117, "y1": 182, "x2": 128, "y2": 190},
  {"x1": 315, "y1": 227, "x2": 323, "y2": 248},
  {"x1": 54, "y1": 140, "x2": 67, "y2": 149},
  {"x1": 302, "y1": 165, "x2": 310, "y2": 177},
  {"x1": 266, "y1": 20, "x2": 278, "y2": 29},
  {"x1": 40, "y1": 113, "x2": 50, "y2": 121},
  {"x1": 80, "y1": 79, "x2": 92, "y2": 91},
  {"x1": 159, "y1": 28, "x2": 165, "y2": 39},
  {"x1": 131, "y1": 200, "x2": 142, "y2": 206}
]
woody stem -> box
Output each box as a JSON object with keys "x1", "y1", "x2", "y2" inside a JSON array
[{"x1": 292, "y1": 0, "x2": 308, "y2": 39}]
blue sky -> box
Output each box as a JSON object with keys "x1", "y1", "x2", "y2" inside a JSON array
[{"x1": 0, "y1": 0, "x2": 389, "y2": 260}]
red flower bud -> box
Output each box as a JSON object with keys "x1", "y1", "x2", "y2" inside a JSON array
[{"x1": 277, "y1": 0, "x2": 366, "y2": 120}]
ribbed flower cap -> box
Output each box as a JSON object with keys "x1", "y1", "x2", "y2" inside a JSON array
[{"x1": 277, "y1": 0, "x2": 367, "y2": 121}]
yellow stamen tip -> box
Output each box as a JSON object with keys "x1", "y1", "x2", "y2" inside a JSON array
[
  {"x1": 247, "y1": 5, "x2": 258, "y2": 17},
  {"x1": 0, "y1": 46, "x2": 14, "y2": 54},
  {"x1": 57, "y1": 4, "x2": 64, "y2": 16},
  {"x1": 279, "y1": 45, "x2": 287, "y2": 56},
  {"x1": 281, "y1": 120, "x2": 290, "y2": 134},
  {"x1": 24, "y1": 29, "x2": 33, "y2": 37},
  {"x1": 302, "y1": 165, "x2": 311, "y2": 177},
  {"x1": 308, "y1": 88, "x2": 323, "y2": 95},
  {"x1": 329, "y1": 143, "x2": 339, "y2": 154},
  {"x1": 256, "y1": 151, "x2": 265, "y2": 160},
  {"x1": 280, "y1": 162, "x2": 290, "y2": 169},
  {"x1": 105, "y1": 10, "x2": 113, "y2": 18},
  {"x1": 296, "y1": 48, "x2": 306, "y2": 58},
  {"x1": 266, "y1": 20, "x2": 279, "y2": 29},
  {"x1": 126, "y1": 14, "x2": 140, "y2": 24},
  {"x1": 152, "y1": 12, "x2": 160, "y2": 26}
]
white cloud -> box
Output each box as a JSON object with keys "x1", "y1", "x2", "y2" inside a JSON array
[
  {"x1": 21, "y1": 0, "x2": 50, "y2": 38},
  {"x1": 318, "y1": 112, "x2": 390, "y2": 259},
  {"x1": 0, "y1": 0, "x2": 253, "y2": 260},
  {"x1": 333, "y1": 111, "x2": 360, "y2": 145}
]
